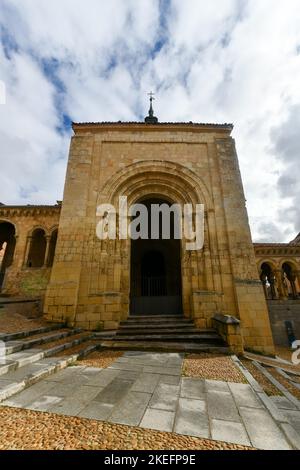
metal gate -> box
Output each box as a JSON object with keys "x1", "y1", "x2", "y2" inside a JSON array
[{"x1": 131, "y1": 275, "x2": 182, "y2": 315}]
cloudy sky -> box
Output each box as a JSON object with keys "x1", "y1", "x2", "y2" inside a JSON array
[{"x1": 0, "y1": 0, "x2": 300, "y2": 242}]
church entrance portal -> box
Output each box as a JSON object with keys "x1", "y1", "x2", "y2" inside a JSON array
[{"x1": 130, "y1": 198, "x2": 182, "y2": 316}]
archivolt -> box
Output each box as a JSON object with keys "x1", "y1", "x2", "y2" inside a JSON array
[{"x1": 98, "y1": 160, "x2": 212, "y2": 209}]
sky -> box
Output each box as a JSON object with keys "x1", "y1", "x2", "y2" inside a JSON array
[{"x1": 0, "y1": 0, "x2": 300, "y2": 243}]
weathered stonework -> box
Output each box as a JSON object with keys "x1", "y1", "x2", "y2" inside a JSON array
[
  {"x1": 0, "y1": 205, "x2": 60, "y2": 298},
  {"x1": 2, "y1": 122, "x2": 299, "y2": 354},
  {"x1": 41, "y1": 121, "x2": 274, "y2": 354}
]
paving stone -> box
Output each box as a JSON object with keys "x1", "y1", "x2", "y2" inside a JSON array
[
  {"x1": 180, "y1": 377, "x2": 206, "y2": 400},
  {"x1": 159, "y1": 375, "x2": 181, "y2": 386},
  {"x1": 0, "y1": 378, "x2": 13, "y2": 386},
  {"x1": 283, "y1": 410, "x2": 300, "y2": 434},
  {"x1": 280, "y1": 423, "x2": 300, "y2": 450},
  {"x1": 205, "y1": 379, "x2": 230, "y2": 392},
  {"x1": 131, "y1": 373, "x2": 160, "y2": 393},
  {"x1": 271, "y1": 396, "x2": 298, "y2": 410},
  {"x1": 140, "y1": 408, "x2": 175, "y2": 432},
  {"x1": 258, "y1": 392, "x2": 289, "y2": 423},
  {"x1": 143, "y1": 366, "x2": 181, "y2": 376},
  {"x1": 110, "y1": 391, "x2": 151, "y2": 426},
  {"x1": 108, "y1": 362, "x2": 144, "y2": 372},
  {"x1": 78, "y1": 402, "x2": 114, "y2": 420},
  {"x1": 2, "y1": 381, "x2": 57, "y2": 407},
  {"x1": 207, "y1": 390, "x2": 240, "y2": 422},
  {"x1": 174, "y1": 398, "x2": 209, "y2": 438},
  {"x1": 94, "y1": 379, "x2": 133, "y2": 405},
  {"x1": 51, "y1": 383, "x2": 77, "y2": 397},
  {"x1": 45, "y1": 367, "x2": 86, "y2": 382},
  {"x1": 149, "y1": 383, "x2": 180, "y2": 411},
  {"x1": 27, "y1": 395, "x2": 63, "y2": 412},
  {"x1": 211, "y1": 419, "x2": 251, "y2": 446},
  {"x1": 228, "y1": 382, "x2": 263, "y2": 409},
  {"x1": 49, "y1": 398, "x2": 86, "y2": 416},
  {"x1": 239, "y1": 406, "x2": 291, "y2": 450},
  {"x1": 1, "y1": 364, "x2": 46, "y2": 382},
  {"x1": 71, "y1": 385, "x2": 103, "y2": 403},
  {"x1": 116, "y1": 370, "x2": 141, "y2": 381},
  {"x1": 86, "y1": 369, "x2": 120, "y2": 387}
]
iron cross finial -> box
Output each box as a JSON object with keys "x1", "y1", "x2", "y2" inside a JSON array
[
  {"x1": 148, "y1": 91, "x2": 155, "y2": 103},
  {"x1": 145, "y1": 91, "x2": 158, "y2": 123}
]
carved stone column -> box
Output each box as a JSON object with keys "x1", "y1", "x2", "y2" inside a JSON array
[
  {"x1": 273, "y1": 270, "x2": 284, "y2": 299},
  {"x1": 43, "y1": 236, "x2": 51, "y2": 267},
  {"x1": 23, "y1": 236, "x2": 32, "y2": 268}
]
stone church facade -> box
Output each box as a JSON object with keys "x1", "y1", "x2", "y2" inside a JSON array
[{"x1": 1, "y1": 119, "x2": 299, "y2": 355}]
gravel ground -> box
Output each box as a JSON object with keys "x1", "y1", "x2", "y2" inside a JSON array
[
  {"x1": 266, "y1": 367, "x2": 300, "y2": 400},
  {"x1": 0, "y1": 407, "x2": 253, "y2": 450},
  {"x1": 0, "y1": 311, "x2": 46, "y2": 333},
  {"x1": 275, "y1": 347, "x2": 295, "y2": 363},
  {"x1": 240, "y1": 359, "x2": 281, "y2": 396},
  {"x1": 183, "y1": 353, "x2": 246, "y2": 383},
  {"x1": 77, "y1": 350, "x2": 124, "y2": 368}
]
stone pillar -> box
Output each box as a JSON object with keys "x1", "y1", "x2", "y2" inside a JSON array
[
  {"x1": 23, "y1": 236, "x2": 32, "y2": 267},
  {"x1": 295, "y1": 271, "x2": 300, "y2": 297},
  {"x1": 290, "y1": 271, "x2": 298, "y2": 299},
  {"x1": 43, "y1": 236, "x2": 51, "y2": 268},
  {"x1": 260, "y1": 274, "x2": 268, "y2": 299},
  {"x1": 273, "y1": 270, "x2": 285, "y2": 299}
]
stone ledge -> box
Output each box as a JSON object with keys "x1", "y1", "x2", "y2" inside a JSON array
[{"x1": 213, "y1": 314, "x2": 240, "y2": 325}]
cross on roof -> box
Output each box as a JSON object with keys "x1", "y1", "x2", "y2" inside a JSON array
[{"x1": 148, "y1": 91, "x2": 155, "y2": 102}]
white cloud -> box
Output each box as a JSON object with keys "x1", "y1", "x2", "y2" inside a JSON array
[{"x1": 0, "y1": 0, "x2": 300, "y2": 241}]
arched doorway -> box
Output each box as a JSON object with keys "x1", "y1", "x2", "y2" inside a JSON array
[
  {"x1": 260, "y1": 262, "x2": 277, "y2": 299},
  {"x1": 282, "y1": 262, "x2": 298, "y2": 299},
  {"x1": 0, "y1": 221, "x2": 16, "y2": 290},
  {"x1": 27, "y1": 228, "x2": 46, "y2": 268},
  {"x1": 130, "y1": 198, "x2": 182, "y2": 315}
]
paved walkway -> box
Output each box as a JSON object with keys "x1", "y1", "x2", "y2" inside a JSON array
[{"x1": 0, "y1": 351, "x2": 296, "y2": 449}]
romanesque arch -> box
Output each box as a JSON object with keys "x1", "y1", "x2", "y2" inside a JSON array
[{"x1": 27, "y1": 228, "x2": 47, "y2": 268}]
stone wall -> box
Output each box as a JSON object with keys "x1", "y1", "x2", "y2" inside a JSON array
[
  {"x1": 43, "y1": 122, "x2": 275, "y2": 355},
  {"x1": 0, "y1": 205, "x2": 60, "y2": 299}
]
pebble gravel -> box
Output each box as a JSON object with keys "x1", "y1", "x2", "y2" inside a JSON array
[
  {"x1": 183, "y1": 353, "x2": 247, "y2": 383},
  {"x1": 77, "y1": 350, "x2": 124, "y2": 368},
  {"x1": 240, "y1": 359, "x2": 281, "y2": 396},
  {"x1": 0, "y1": 311, "x2": 46, "y2": 333},
  {"x1": 0, "y1": 407, "x2": 253, "y2": 450}
]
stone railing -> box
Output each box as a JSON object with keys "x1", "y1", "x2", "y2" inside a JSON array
[{"x1": 212, "y1": 313, "x2": 244, "y2": 355}]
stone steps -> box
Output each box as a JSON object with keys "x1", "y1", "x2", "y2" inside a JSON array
[
  {"x1": 0, "y1": 331, "x2": 92, "y2": 377},
  {"x1": 3, "y1": 328, "x2": 83, "y2": 355},
  {"x1": 114, "y1": 314, "x2": 226, "y2": 349},
  {"x1": 0, "y1": 343, "x2": 98, "y2": 403},
  {"x1": 117, "y1": 327, "x2": 214, "y2": 335},
  {"x1": 98, "y1": 340, "x2": 230, "y2": 354},
  {"x1": 0, "y1": 324, "x2": 64, "y2": 342},
  {"x1": 113, "y1": 333, "x2": 225, "y2": 342},
  {"x1": 122, "y1": 315, "x2": 191, "y2": 324}
]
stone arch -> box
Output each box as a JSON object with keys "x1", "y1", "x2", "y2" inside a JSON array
[
  {"x1": 281, "y1": 260, "x2": 299, "y2": 299},
  {"x1": 259, "y1": 260, "x2": 278, "y2": 300},
  {"x1": 98, "y1": 160, "x2": 213, "y2": 209},
  {"x1": 28, "y1": 225, "x2": 48, "y2": 237}
]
